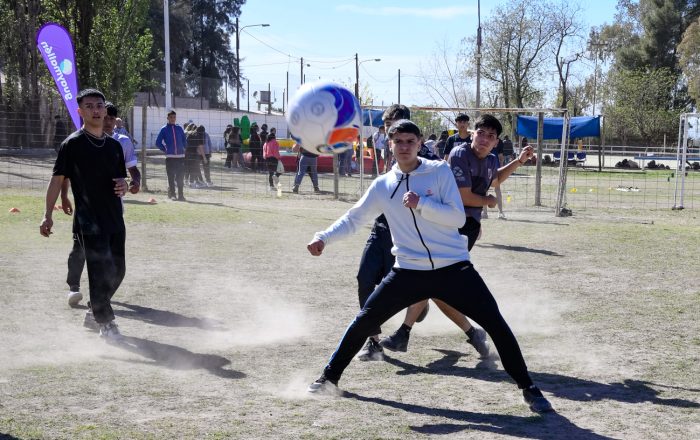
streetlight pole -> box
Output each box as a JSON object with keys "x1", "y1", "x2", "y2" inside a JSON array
[
  {"x1": 355, "y1": 54, "x2": 381, "y2": 103},
  {"x1": 164, "y1": 0, "x2": 171, "y2": 110},
  {"x1": 475, "y1": 0, "x2": 482, "y2": 112},
  {"x1": 236, "y1": 19, "x2": 269, "y2": 111}
]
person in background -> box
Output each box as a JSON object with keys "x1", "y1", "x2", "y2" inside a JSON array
[
  {"x1": 372, "y1": 125, "x2": 388, "y2": 174},
  {"x1": 227, "y1": 126, "x2": 243, "y2": 169},
  {"x1": 185, "y1": 124, "x2": 206, "y2": 188},
  {"x1": 435, "y1": 130, "x2": 449, "y2": 158},
  {"x1": 249, "y1": 123, "x2": 264, "y2": 172},
  {"x1": 200, "y1": 125, "x2": 214, "y2": 187},
  {"x1": 224, "y1": 124, "x2": 234, "y2": 168},
  {"x1": 502, "y1": 135, "x2": 514, "y2": 163},
  {"x1": 263, "y1": 131, "x2": 282, "y2": 191},
  {"x1": 424, "y1": 133, "x2": 438, "y2": 155},
  {"x1": 292, "y1": 143, "x2": 321, "y2": 194},
  {"x1": 155, "y1": 110, "x2": 187, "y2": 201},
  {"x1": 53, "y1": 115, "x2": 67, "y2": 152},
  {"x1": 443, "y1": 113, "x2": 472, "y2": 160}
]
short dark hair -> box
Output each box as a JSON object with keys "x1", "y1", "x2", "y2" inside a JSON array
[
  {"x1": 387, "y1": 119, "x2": 421, "y2": 139},
  {"x1": 383, "y1": 104, "x2": 411, "y2": 123},
  {"x1": 105, "y1": 102, "x2": 118, "y2": 117},
  {"x1": 76, "y1": 88, "x2": 105, "y2": 105},
  {"x1": 167, "y1": 110, "x2": 176, "y2": 117},
  {"x1": 455, "y1": 113, "x2": 470, "y2": 122},
  {"x1": 473, "y1": 114, "x2": 503, "y2": 136}
]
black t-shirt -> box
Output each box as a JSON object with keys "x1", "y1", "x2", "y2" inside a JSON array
[
  {"x1": 444, "y1": 133, "x2": 472, "y2": 157},
  {"x1": 53, "y1": 130, "x2": 127, "y2": 235}
]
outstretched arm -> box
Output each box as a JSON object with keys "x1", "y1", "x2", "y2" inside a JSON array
[{"x1": 494, "y1": 145, "x2": 534, "y2": 185}]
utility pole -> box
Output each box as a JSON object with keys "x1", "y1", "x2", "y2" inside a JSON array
[
  {"x1": 398, "y1": 68, "x2": 401, "y2": 104},
  {"x1": 475, "y1": 0, "x2": 482, "y2": 112},
  {"x1": 355, "y1": 53, "x2": 359, "y2": 98},
  {"x1": 300, "y1": 57, "x2": 304, "y2": 85}
]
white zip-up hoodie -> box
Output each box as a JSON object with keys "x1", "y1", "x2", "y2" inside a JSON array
[{"x1": 314, "y1": 158, "x2": 469, "y2": 270}]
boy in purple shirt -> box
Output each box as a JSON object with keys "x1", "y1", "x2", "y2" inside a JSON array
[{"x1": 449, "y1": 114, "x2": 534, "y2": 248}]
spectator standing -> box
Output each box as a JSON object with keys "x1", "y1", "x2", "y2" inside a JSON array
[
  {"x1": 249, "y1": 123, "x2": 264, "y2": 172},
  {"x1": 292, "y1": 143, "x2": 321, "y2": 193},
  {"x1": 503, "y1": 135, "x2": 514, "y2": 163},
  {"x1": 200, "y1": 125, "x2": 214, "y2": 186},
  {"x1": 435, "y1": 130, "x2": 449, "y2": 158},
  {"x1": 155, "y1": 110, "x2": 187, "y2": 201},
  {"x1": 227, "y1": 126, "x2": 243, "y2": 169},
  {"x1": 424, "y1": 133, "x2": 438, "y2": 155},
  {"x1": 443, "y1": 113, "x2": 472, "y2": 159},
  {"x1": 53, "y1": 116, "x2": 68, "y2": 152},
  {"x1": 224, "y1": 124, "x2": 234, "y2": 168},
  {"x1": 372, "y1": 125, "x2": 388, "y2": 174},
  {"x1": 263, "y1": 131, "x2": 282, "y2": 190},
  {"x1": 185, "y1": 125, "x2": 206, "y2": 188}
]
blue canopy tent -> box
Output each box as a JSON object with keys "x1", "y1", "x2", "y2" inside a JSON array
[
  {"x1": 362, "y1": 108, "x2": 384, "y2": 128},
  {"x1": 516, "y1": 115, "x2": 600, "y2": 140}
]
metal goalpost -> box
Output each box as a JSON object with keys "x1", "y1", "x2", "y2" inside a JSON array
[{"x1": 673, "y1": 112, "x2": 699, "y2": 210}]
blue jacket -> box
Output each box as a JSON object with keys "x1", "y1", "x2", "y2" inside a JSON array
[{"x1": 155, "y1": 124, "x2": 187, "y2": 157}]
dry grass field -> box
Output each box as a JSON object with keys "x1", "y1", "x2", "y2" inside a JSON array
[{"x1": 0, "y1": 160, "x2": 698, "y2": 439}]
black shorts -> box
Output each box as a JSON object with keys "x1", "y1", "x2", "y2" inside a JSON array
[{"x1": 458, "y1": 216, "x2": 481, "y2": 251}]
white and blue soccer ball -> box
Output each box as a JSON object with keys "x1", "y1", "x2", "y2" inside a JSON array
[{"x1": 286, "y1": 81, "x2": 362, "y2": 154}]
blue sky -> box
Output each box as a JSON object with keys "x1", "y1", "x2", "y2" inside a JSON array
[{"x1": 233, "y1": 0, "x2": 618, "y2": 109}]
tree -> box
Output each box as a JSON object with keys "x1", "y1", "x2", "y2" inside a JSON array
[
  {"x1": 604, "y1": 68, "x2": 681, "y2": 146},
  {"x1": 145, "y1": 0, "x2": 246, "y2": 107},
  {"x1": 550, "y1": 0, "x2": 586, "y2": 109},
  {"x1": 416, "y1": 38, "x2": 474, "y2": 110},
  {"x1": 678, "y1": 17, "x2": 700, "y2": 103},
  {"x1": 410, "y1": 109, "x2": 444, "y2": 139}
]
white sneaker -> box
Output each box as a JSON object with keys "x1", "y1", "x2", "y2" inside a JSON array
[
  {"x1": 67, "y1": 291, "x2": 83, "y2": 307},
  {"x1": 99, "y1": 321, "x2": 124, "y2": 342},
  {"x1": 498, "y1": 212, "x2": 507, "y2": 220}
]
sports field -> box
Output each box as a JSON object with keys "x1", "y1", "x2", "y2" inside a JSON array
[{"x1": 1, "y1": 164, "x2": 699, "y2": 439}]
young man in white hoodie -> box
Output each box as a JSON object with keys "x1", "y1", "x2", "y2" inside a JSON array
[{"x1": 306, "y1": 120, "x2": 553, "y2": 414}]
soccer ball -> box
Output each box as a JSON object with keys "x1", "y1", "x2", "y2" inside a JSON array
[{"x1": 286, "y1": 81, "x2": 362, "y2": 154}]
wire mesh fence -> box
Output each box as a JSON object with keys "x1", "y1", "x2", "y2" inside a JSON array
[{"x1": 2, "y1": 149, "x2": 698, "y2": 212}]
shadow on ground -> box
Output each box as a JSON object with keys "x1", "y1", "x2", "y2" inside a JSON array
[
  {"x1": 476, "y1": 243, "x2": 564, "y2": 256},
  {"x1": 108, "y1": 336, "x2": 245, "y2": 379},
  {"x1": 112, "y1": 301, "x2": 227, "y2": 331},
  {"x1": 345, "y1": 391, "x2": 615, "y2": 440},
  {"x1": 384, "y1": 349, "x2": 700, "y2": 408}
]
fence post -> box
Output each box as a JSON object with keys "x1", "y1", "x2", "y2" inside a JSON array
[
  {"x1": 141, "y1": 106, "x2": 148, "y2": 191},
  {"x1": 535, "y1": 112, "x2": 544, "y2": 206}
]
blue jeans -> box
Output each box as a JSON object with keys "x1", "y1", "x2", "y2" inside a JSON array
[{"x1": 294, "y1": 155, "x2": 319, "y2": 188}]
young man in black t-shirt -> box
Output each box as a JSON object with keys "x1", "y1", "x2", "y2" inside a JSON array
[
  {"x1": 442, "y1": 112, "x2": 472, "y2": 160},
  {"x1": 40, "y1": 88, "x2": 129, "y2": 342}
]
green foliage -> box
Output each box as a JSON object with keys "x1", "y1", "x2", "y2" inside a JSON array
[
  {"x1": 410, "y1": 109, "x2": 443, "y2": 138},
  {"x1": 604, "y1": 68, "x2": 682, "y2": 145},
  {"x1": 145, "y1": 0, "x2": 246, "y2": 106},
  {"x1": 678, "y1": 17, "x2": 700, "y2": 103}
]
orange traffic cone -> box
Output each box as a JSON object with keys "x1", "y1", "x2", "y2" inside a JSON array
[{"x1": 9, "y1": 207, "x2": 20, "y2": 213}]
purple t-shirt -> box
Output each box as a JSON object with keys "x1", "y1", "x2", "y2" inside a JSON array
[{"x1": 448, "y1": 144, "x2": 498, "y2": 222}]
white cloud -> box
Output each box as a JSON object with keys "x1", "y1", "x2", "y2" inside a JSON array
[{"x1": 336, "y1": 4, "x2": 475, "y2": 19}]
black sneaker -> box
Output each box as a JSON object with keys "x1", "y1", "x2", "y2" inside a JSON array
[
  {"x1": 357, "y1": 338, "x2": 384, "y2": 361},
  {"x1": 416, "y1": 302, "x2": 430, "y2": 323},
  {"x1": 467, "y1": 327, "x2": 491, "y2": 358},
  {"x1": 379, "y1": 328, "x2": 409, "y2": 352},
  {"x1": 523, "y1": 386, "x2": 554, "y2": 413},
  {"x1": 307, "y1": 375, "x2": 339, "y2": 395}
]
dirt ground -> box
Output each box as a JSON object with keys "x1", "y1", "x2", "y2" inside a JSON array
[{"x1": 0, "y1": 183, "x2": 698, "y2": 440}]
